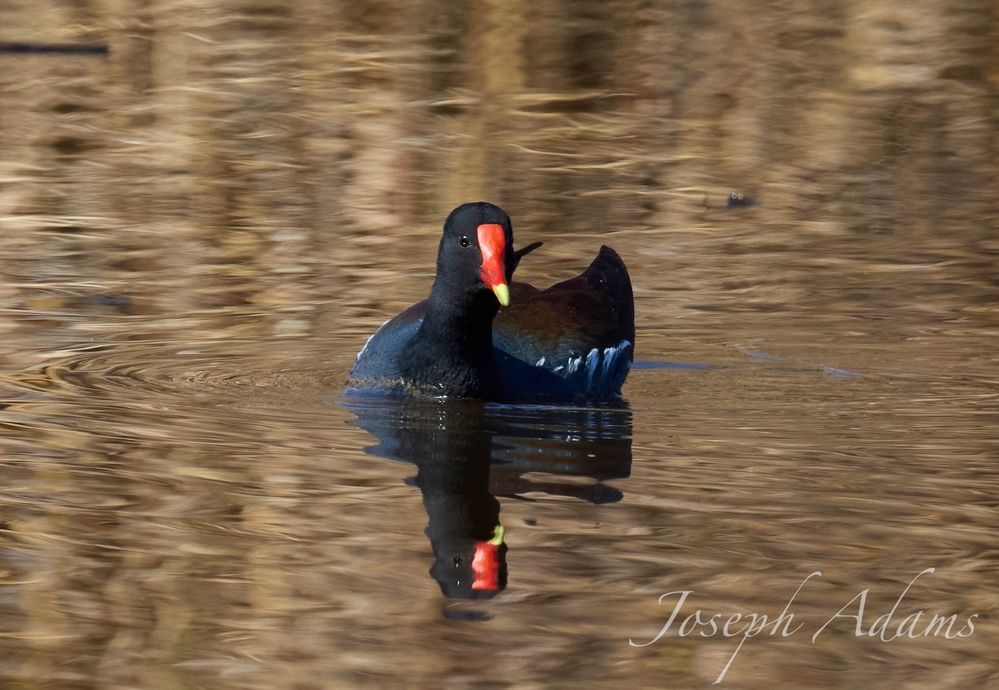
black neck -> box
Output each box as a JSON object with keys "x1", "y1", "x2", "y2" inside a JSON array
[
  {"x1": 423, "y1": 282, "x2": 497, "y2": 353},
  {"x1": 400, "y1": 283, "x2": 500, "y2": 397}
]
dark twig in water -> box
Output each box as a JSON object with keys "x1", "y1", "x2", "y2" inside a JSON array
[{"x1": 0, "y1": 42, "x2": 109, "y2": 55}]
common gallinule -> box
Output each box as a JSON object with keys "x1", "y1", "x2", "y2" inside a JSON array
[{"x1": 348, "y1": 202, "x2": 634, "y2": 401}]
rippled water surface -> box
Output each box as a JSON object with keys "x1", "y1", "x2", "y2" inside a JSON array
[{"x1": 2, "y1": 1, "x2": 998, "y2": 688}]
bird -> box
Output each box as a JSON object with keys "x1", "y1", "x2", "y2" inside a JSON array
[{"x1": 348, "y1": 202, "x2": 634, "y2": 402}]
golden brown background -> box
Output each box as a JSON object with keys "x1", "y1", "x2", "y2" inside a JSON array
[{"x1": 1, "y1": 1, "x2": 997, "y2": 688}]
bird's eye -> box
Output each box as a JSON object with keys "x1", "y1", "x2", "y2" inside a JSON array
[{"x1": 459, "y1": 235, "x2": 470, "y2": 248}]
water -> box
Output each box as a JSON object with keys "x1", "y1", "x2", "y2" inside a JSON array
[{"x1": 1, "y1": 1, "x2": 998, "y2": 688}]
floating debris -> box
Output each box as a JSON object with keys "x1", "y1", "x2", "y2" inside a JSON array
[{"x1": 725, "y1": 191, "x2": 758, "y2": 208}]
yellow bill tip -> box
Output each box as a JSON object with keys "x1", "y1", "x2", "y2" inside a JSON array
[{"x1": 492, "y1": 283, "x2": 510, "y2": 307}]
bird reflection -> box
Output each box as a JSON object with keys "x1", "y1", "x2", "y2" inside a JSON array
[{"x1": 344, "y1": 396, "x2": 632, "y2": 600}]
